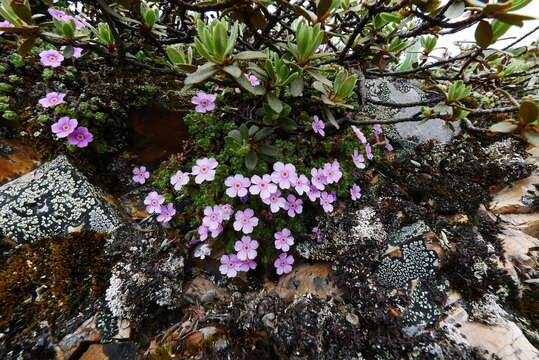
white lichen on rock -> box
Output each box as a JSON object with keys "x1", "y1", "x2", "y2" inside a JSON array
[{"x1": 0, "y1": 155, "x2": 122, "y2": 243}]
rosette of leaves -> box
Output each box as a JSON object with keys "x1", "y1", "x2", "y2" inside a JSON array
[
  {"x1": 489, "y1": 100, "x2": 539, "y2": 147},
  {"x1": 140, "y1": 1, "x2": 159, "y2": 29},
  {"x1": 165, "y1": 45, "x2": 196, "y2": 72},
  {"x1": 246, "y1": 51, "x2": 300, "y2": 119},
  {"x1": 225, "y1": 124, "x2": 281, "y2": 170},
  {"x1": 184, "y1": 19, "x2": 268, "y2": 87},
  {"x1": 0, "y1": 0, "x2": 44, "y2": 55},
  {"x1": 313, "y1": 69, "x2": 357, "y2": 108},
  {"x1": 420, "y1": 80, "x2": 471, "y2": 123}
]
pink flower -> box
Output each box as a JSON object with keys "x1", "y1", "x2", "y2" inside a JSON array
[
  {"x1": 305, "y1": 184, "x2": 321, "y2": 202},
  {"x1": 312, "y1": 115, "x2": 325, "y2": 136},
  {"x1": 225, "y1": 174, "x2": 251, "y2": 198},
  {"x1": 312, "y1": 227, "x2": 322, "y2": 242},
  {"x1": 237, "y1": 258, "x2": 257, "y2": 272},
  {"x1": 67, "y1": 126, "x2": 93, "y2": 147},
  {"x1": 274, "y1": 253, "x2": 294, "y2": 275},
  {"x1": 271, "y1": 162, "x2": 296, "y2": 189},
  {"x1": 191, "y1": 157, "x2": 218, "y2": 184},
  {"x1": 39, "y1": 92, "x2": 65, "y2": 107},
  {"x1": 157, "y1": 203, "x2": 176, "y2": 223},
  {"x1": 323, "y1": 160, "x2": 342, "y2": 184},
  {"x1": 384, "y1": 137, "x2": 393, "y2": 151},
  {"x1": 132, "y1": 166, "x2": 150, "y2": 184},
  {"x1": 48, "y1": 8, "x2": 68, "y2": 20},
  {"x1": 373, "y1": 124, "x2": 382, "y2": 134},
  {"x1": 292, "y1": 174, "x2": 310, "y2": 196},
  {"x1": 262, "y1": 190, "x2": 286, "y2": 213},
  {"x1": 245, "y1": 74, "x2": 260, "y2": 86},
  {"x1": 219, "y1": 254, "x2": 241, "y2": 278},
  {"x1": 170, "y1": 170, "x2": 189, "y2": 190},
  {"x1": 233, "y1": 208, "x2": 259, "y2": 234},
  {"x1": 0, "y1": 20, "x2": 14, "y2": 35},
  {"x1": 61, "y1": 46, "x2": 83, "y2": 58},
  {"x1": 202, "y1": 205, "x2": 223, "y2": 231},
  {"x1": 249, "y1": 174, "x2": 277, "y2": 199},
  {"x1": 194, "y1": 243, "x2": 211, "y2": 259},
  {"x1": 51, "y1": 116, "x2": 77, "y2": 138},
  {"x1": 365, "y1": 143, "x2": 373, "y2": 160},
  {"x1": 310, "y1": 168, "x2": 326, "y2": 191},
  {"x1": 351, "y1": 125, "x2": 367, "y2": 144},
  {"x1": 320, "y1": 192, "x2": 336, "y2": 213},
  {"x1": 191, "y1": 92, "x2": 216, "y2": 113},
  {"x1": 211, "y1": 224, "x2": 223, "y2": 238},
  {"x1": 198, "y1": 224, "x2": 209, "y2": 241},
  {"x1": 350, "y1": 184, "x2": 362, "y2": 200},
  {"x1": 40, "y1": 49, "x2": 64, "y2": 67},
  {"x1": 352, "y1": 149, "x2": 366, "y2": 169},
  {"x1": 144, "y1": 191, "x2": 165, "y2": 214},
  {"x1": 283, "y1": 194, "x2": 303, "y2": 217},
  {"x1": 234, "y1": 236, "x2": 258, "y2": 261},
  {"x1": 274, "y1": 228, "x2": 294, "y2": 252},
  {"x1": 220, "y1": 204, "x2": 234, "y2": 220}
]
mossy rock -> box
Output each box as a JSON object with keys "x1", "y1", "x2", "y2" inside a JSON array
[{"x1": 0, "y1": 231, "x2": 112, "y2": 355}]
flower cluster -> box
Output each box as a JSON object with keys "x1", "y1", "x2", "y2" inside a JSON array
[
  {"x1": 143, "y1": 191, "x2": 176, "y2": 223},
  {"x1": 135, "y1": 121, "x2": 392, "y2": 277},
  {"x1": 51, "y1": 117, "x2": 93, "y2": 147},
  {"x1": 48, "y1": 8, "x2": 89, "y2": 30}
]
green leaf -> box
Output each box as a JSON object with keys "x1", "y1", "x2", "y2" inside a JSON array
[
  {"x1": 234, "y1": 51, "x2": 268, "y2": 60},
  {"x1": 245, "y1": 150, "x2": 258, "y2": 170},
  {"x1": 306, "y1": 69, "x2": 332, "y2": 87},
  {"x1": 519, "y1": 100, "x2": 539, "y2": 123},
  {"x1": 489, "y1": 121, "x2": 518, "y2": 133},
  {"x1": 166, "y1": 46, "x2": 185, "y2": 64},
  {"x1": 225, "y1": 135, "x2": 241, "y2": 149},
  {"x1": 444, "y1": 1, "x2": 465, "y2": 19},
  {"x1": 248, "y1": 125, "x2": 260, "y2": 137},
  {"x1": 257, "y1": 144, "x2": 281, "y2": 157},
  {"x1": 228, "y1": 129, "x2": 241, "y2": 141},
  {"x1": 17, "y1": 36, "x2": 35, "y2": 56},
  {"x1": 289, "y1": 76, "x2": 304, "y2": 97},
  {"x1": 235, "y1": 74, "x2": 267, "y2": 95},
  {"x1": 62, "y1": 44, "x2": 74, "y2": 59},
  {"x1": 491, "y1": 20, "x2": 510, "y2": 40},
  {"x1": 323, "y1": 106, "x2": 339, "y2": 129},
  {"x1": 222, "y1": 65, "x2": 242, "y2": 79},
  {"x1": 475, "y1": 20, "x2": 493, "y2": 48},
  {"x1": 266, "y1": 92, "x2": 283, "y2": 113},
  {"x1": 10, "y1": 0, "x2": 32, "y2": 23},
  {"x1": 184, "y1": 62, "x2": 219, "y2": 85},
  {"x1": 253, "y1": 127, "x2": 273, "y2": 141},
  {"x1": 316, "y1": 0, "x2": 332, "y2": 17},
  {"x1": 239, "y1": 124, "x2": 249, "y2": 141},
  {"x1": 523, "y1": 130, "x2": 539, "y2": 147},
  {"x1": 278, "y1": 118, "x2": 297, "y2": 131},
  {"x1": 493, "y1": 13, "x2": 535, "y2": 27},
  {"x1": 378, "y1": 12, "x2": 402, "y2": 23}
]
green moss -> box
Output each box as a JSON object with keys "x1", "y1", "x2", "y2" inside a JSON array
[{"x1": 0, "y1": 231, "x2": 112, "y2": 344}]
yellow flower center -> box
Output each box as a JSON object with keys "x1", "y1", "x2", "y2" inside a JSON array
[
  {"x1": 63, "y1": 125, "x2": 69, "y2": 130},
  {"x1": 77, "y1": 134, "x2": 84, "y2": 140},
  {"x1": 49, "y1": 56, "x2": 56, "y2": 61}
]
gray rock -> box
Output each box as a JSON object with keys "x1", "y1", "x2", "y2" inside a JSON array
[
  {"x1": 376, "y1": 221, "x2": 446, "y2": 327},
  {"x1": 297, "y1": 206, "x2": 386, "y2": 261},
  {"x1": 0, "y1": 155, "x2": 122, "y2": 243},
  {"x1": 363, "y1": 78, "x2": 460, "y2": 143}
]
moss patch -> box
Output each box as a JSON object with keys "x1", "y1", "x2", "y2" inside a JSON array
[{"x1": 0, "y1": 231, "x2": 112, "y2": 347}]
